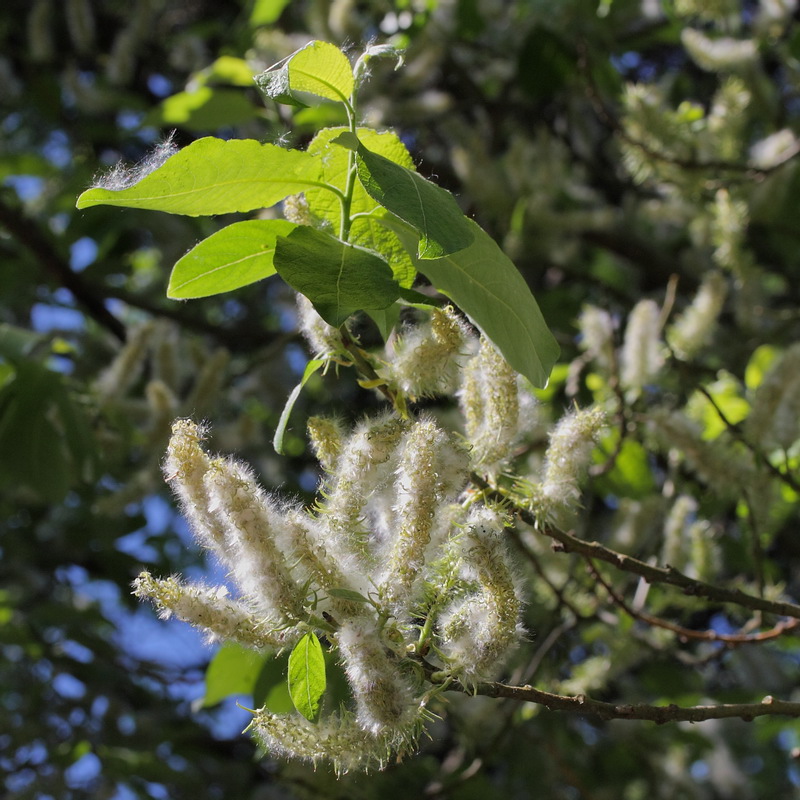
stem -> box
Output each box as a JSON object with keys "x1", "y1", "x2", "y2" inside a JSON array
[
  {"x1": 338, "y1": 325, "x2": 405, "y2": 414},
  {"x1": 338, "y1": 83, "x2": 360, "y2": 241}
]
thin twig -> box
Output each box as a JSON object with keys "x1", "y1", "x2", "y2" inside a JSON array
[
  {"x1": 472, "y1": 475, "x2": 800, "y2": 620},
  {"x1": 695, "y1": 382, "x2": 800, "y2": 495},
  {"x1": 415, "y1": 654, "x2": 800, "y2": 722},
  {"x1": 586, "y1": 559, "x2": 799, "y2": 645}
]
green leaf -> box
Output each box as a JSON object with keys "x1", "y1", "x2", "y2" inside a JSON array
[
  {"x1": 744, "y1": 344, "x2": 779, "y2": 392},
  {"x1": 593, "y1": 433, "x2": 656, "y2": 500},
  {"x1": 168, "y1": 220, "x2": 297, "y2": 299},
  {"x1": 326, "y1": 587, "x2": 371, "y2": 603},
  {"x1": 255, "y1": 41, "x2": 354, "y2": 107},
  {"x1": 153, "y1": 87, "x2": 258, "y2": 132},
  {"x1": 367, "y1": 305, "x2": 403, "y2": 342},
  {"x1": 306, "y1": 127, "x2": 415, "y2": 224},
  {"x1": 274, "y1": 359, "x2": 325, "y2": 455},
  {"x1": 199, "y1": 56, "x2": 256, "y2": 87},
  {"x1": 288, "y1": 632, "x2": 326, "y2": 722},
  {"x1": 0, "y1": 362, "x2": 70, "y2": 502},
  {"x1": 0, "y1": 323, "x2": 45, "y2": 360},
  {"x1": 350, "y1": 138, "x2": 474, "y2": 259},
  {"x1": 688, "y1": 372, "x2": 750, "y2": 441},
  {"x1": 76, "y1": 138, "x2": 325, "y2": 216},
  {"x1": 203, "y1": 642, "x2": 269, "y2": 708},
  {"x1": 250, "y1": 0, "x2": 292, "y2": 26},
  {"x1": 306, "y1": 127, "x2": 417, "y2": 287},
  {"x1": 273, "y1": 227, "x2": 401, "y2": 326},
  {"x1": 308, "y1": 131, "x2": 416, "y2": 287},
  {"x1": 389, "y1": 218, "x2": 559, "y2": 388}
]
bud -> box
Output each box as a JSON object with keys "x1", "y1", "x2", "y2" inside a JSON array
[
  {"x1": 183, "y1": 347, "x2": 229, "y2": 418},
  {"x1": 317, "y1": 413, "x2": 407, "y2": 586},
  {"x1": 28, "y1": 0, "x2": 53, "y2": 63},
  {"x1": 533, "y1": 406, "x2": 606, "y2": 522},
  {"x1": 164, "y1": 419, "x2": 229, "y2": 562},
  {"x1": 296, "y1": 293, "x2": 346, "y2": 360},
  {"x1": 66, "y1": 0, "x2": 95, "y2": 54},
  {"x1": 438, "y1": 508, "x2": 522, "y2": 685},
  {"x1": 94, "y1": 321, "x2": 156, "y2": 402},
  {"x1": 650, "y1": 409, "x2": 756, "y2": 496},
  {"x1": 307, "y1": 416, "x2": 344, "y2": 473},
  {"x1": 282, "y1": 194, "x2": 315, "y2": 226},
  {"x1": 681, "y1": 29, "x2": 758, "y2": 72},
  {"x1": 251, "y1": 708, "x2": 419, "y2": 774},
  {"x1": 745, "y1": 342, "x2": 800, "y2": 449},
  {"x1": 578, "y1": 305, "x2": 615, "y2": 373}
]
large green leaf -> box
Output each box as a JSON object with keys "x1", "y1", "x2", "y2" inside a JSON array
[
  {"x1": 168, "y1": 220, "x2": 297, "y2": 299},
  {"x1": 76, "y1": 138, "x2": 325, "y2": 216},
  {"x1": 336, "y1": 133, "x2": 474, "y2": 259},
  {"x1": 255, "y1": 41, "x2": 354, "y2": 107},
  {"x1": 390, "y1": 218, "x2": 560, "y2": 388},
  {"x1": 203, "y1": 642, "x2": 269, "y2": 708},
  {"x1": 305, "y1": 128, "x2": 416, "y2": 288},
  {"x1": 273, "y1": 227, "x2": 401, "y2": 326},
  {"x1": 287, "y1": 632, "x2": 326, "y2": 722}
]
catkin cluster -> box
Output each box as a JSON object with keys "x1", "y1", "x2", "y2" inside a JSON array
[{"x1": 135, "y1": 412, "x2": 524, "y2": 771}]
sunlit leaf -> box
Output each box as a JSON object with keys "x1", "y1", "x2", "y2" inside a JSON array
[
  {"x1": 168, "y1": 220, "x2": 297, "y2": 298},
  {"x1": 338, "y1": 133, "x2": 474, "y2": 259},
  {"x1": 255, "y1": 40, "x2": 354, "y2": 107},
  {"x1": 288, "y1": 632, "x2": 326, "y2": 722},
  {"x1": 306, "y1": 127, "x2": 416, "y2": 287},
  {"x1": 77, "y1": 138, "x2": 325, "y2": 216}
]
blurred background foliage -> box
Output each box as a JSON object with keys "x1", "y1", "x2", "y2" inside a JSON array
[{"x1": 2, "y1": 0, "x2": 800, "y2": 797}]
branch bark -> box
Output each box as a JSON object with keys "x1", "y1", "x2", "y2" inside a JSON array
[
  {"x1": 0, "y1": 192, "x2": 126, "y2": 342},
  {"x1": 472, "y1": 475, "x2": 800, "y2": 620}
]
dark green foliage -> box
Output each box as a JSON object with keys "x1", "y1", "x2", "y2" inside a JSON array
[{"x1": 3, "y1": 0, "x2": 800, "y2": 797}]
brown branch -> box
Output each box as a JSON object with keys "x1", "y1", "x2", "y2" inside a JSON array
[
  {"x1": 586, "y1": 559, "x2": 800, "y2": 645},
  {"x1": 103, "y1": 285, "x2": 286, "y2": 353},
  {"x1": 463, "y1": 681, "x2": 800, "y2": 723},
  {"x1": 418, "y1": 656, "x2": 800, "y2": 723},
  {"x1": 472, "y1": 475, "x2": 800, "y2": 620},
  {"x1": 0, "y1": 191, "x2": 126, "y2": 342}
]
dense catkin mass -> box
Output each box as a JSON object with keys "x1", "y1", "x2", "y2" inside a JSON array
[
  {"x1": 387, "y1": 305, "x2": 473, "y2": 398},
  {"x1": 135, "y1": 413, "x2": 525, "y2": 771}
]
